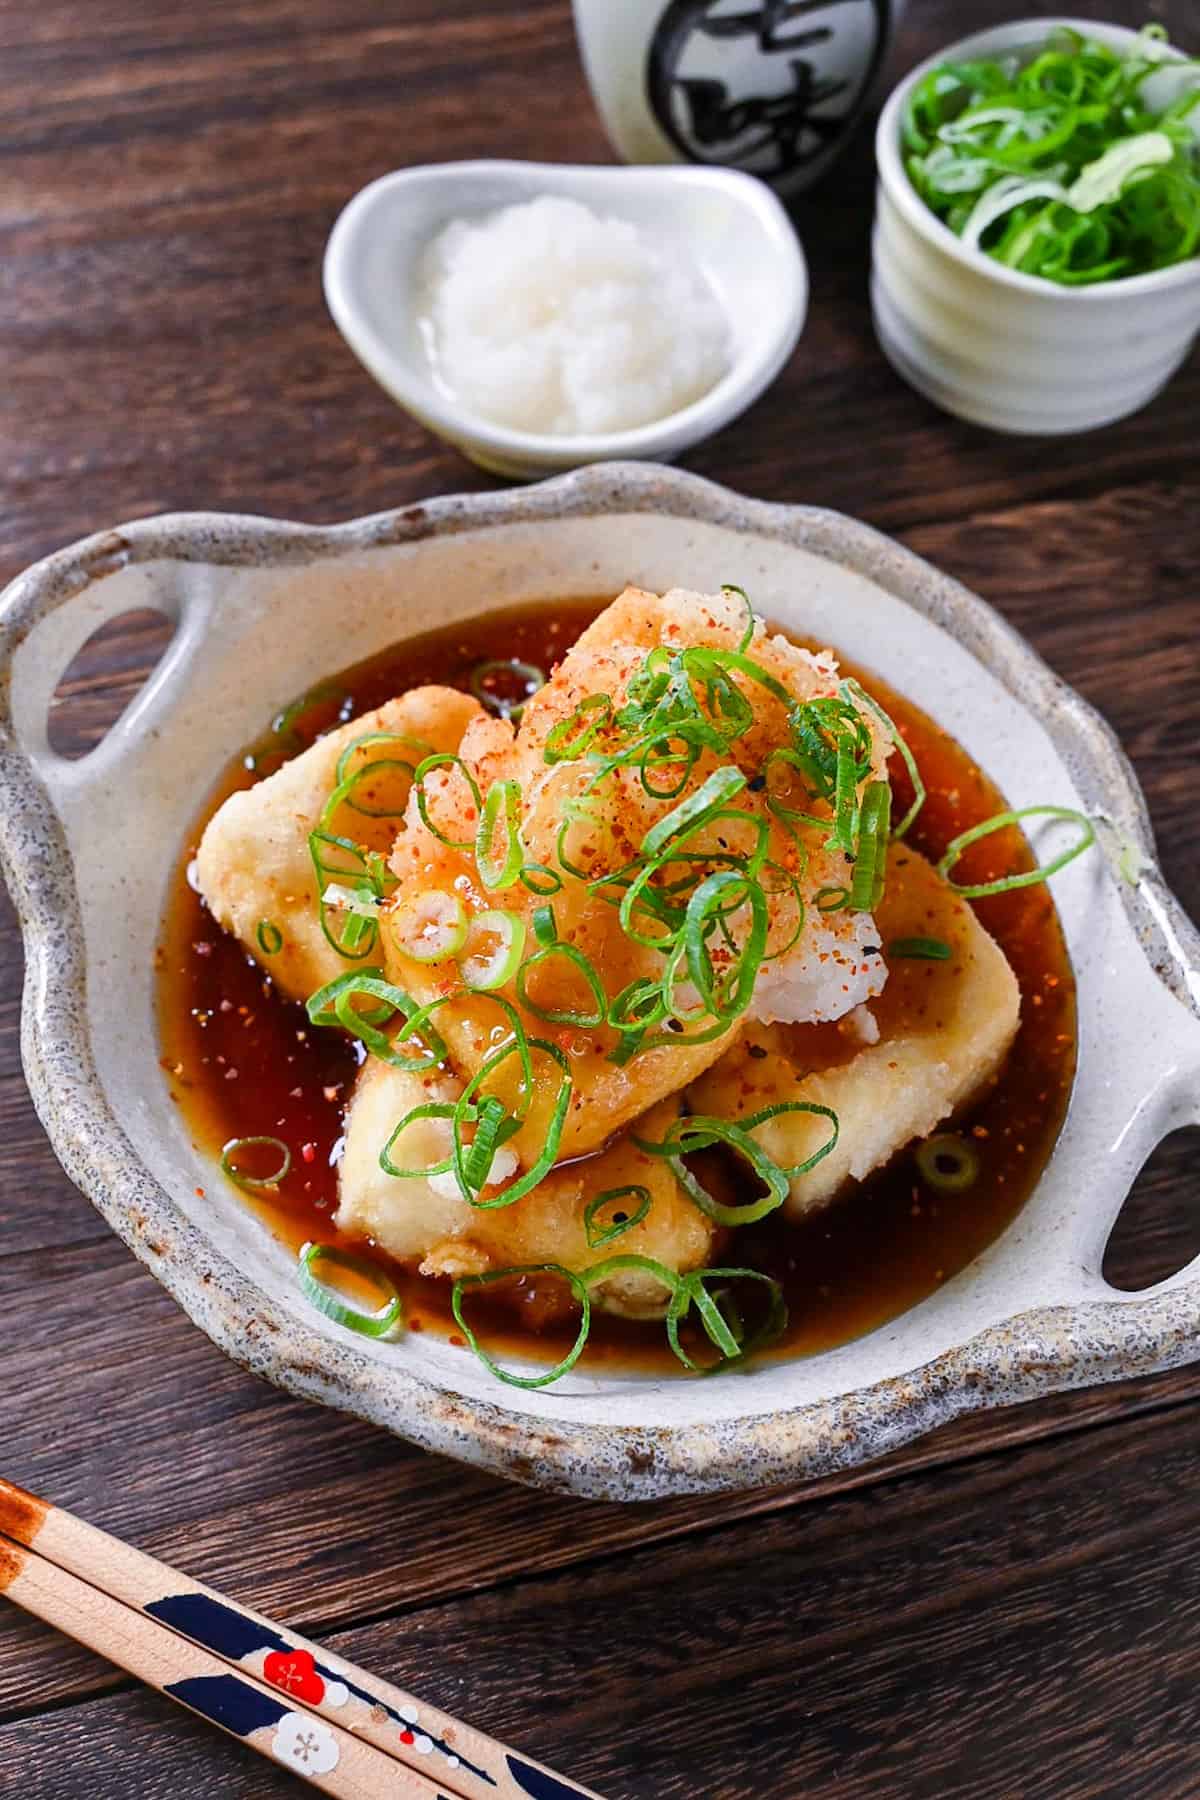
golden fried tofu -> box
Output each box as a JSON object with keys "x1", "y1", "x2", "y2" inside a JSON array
[
  {"x1": 381, "y1": 586, "x2": 891, "y2": 1166},
  {"x1": 686, "y1": 844, "x2": 1021, "y2": 1216},
  {"x1": 195, "y1": 687, "x2": 481, "y2": 1002},
  {"x1": 336, "y1": 1057, "x2": 717, "y2": 1317}
]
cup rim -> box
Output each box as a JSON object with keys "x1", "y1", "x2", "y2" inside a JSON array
[{"x1": 876, "y1": 14, "x2": 1200, "y2": 303}]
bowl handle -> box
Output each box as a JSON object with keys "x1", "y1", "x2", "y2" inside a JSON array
[
  {"x1": 1, "y1": 535, "x2": 214, "y2": 806},
  {"x1": 1091, "y1": 875, "x2": 1200, "y2": 1301}
]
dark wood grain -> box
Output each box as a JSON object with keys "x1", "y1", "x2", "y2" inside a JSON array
[{"x1": 1, "y1": 0, "x2": 1198, "y2": 1794}]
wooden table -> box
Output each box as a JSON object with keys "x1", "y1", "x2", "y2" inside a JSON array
[{"x1": 2, "y1": 2, "x2": 1198, "y2": 1793}]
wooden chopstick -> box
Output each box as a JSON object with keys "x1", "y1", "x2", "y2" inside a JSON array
[
  {"x1": 0, "y1": 1478, "x2": 602, "y2": 1800},
  {"x1": 1, "y1": 1531, "x2": 447, "y2": 1798}
]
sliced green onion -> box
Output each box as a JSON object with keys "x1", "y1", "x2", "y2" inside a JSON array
[
  {"x1": 531, "y1": 903, "x2": 557, "y2": 946},
  {"x1": 221, "y1": 1135, "x2": 291, "y2": 1191},
  {"x1": 666, "y1": 1267, "x2": 787, "y2": 1371},
  {"x1": 321, "y1": 881, "x2": 380, "y2": 921},
  {"x1": 298, "y1": 1242, "x2": 402, "y2": 1339},
  {"x1": 583, "y1": 1185, "x2": 652, "y2": 1249},
  {"x1": 379, "y1": 1098, "x2": 456, "y2": 1180},
  {"x1": 903, "y1": 29, "x2": 1200, "y2": 285},
  {"x1": 255, "y1": 919, "x2": 283, "y2": 956},
  {"x1": 641, "y1": 765, "x2": 748, "y2": 860},
  {"x1": 309, "y1": 829, "x2": 386, "y2": 960},
  {"x1": 470, "y1": 658, "x2": 544, "y2": 722},
  {"x1": 516, "y1": 941, "x2": 607, "y2": 1028},
  {"x1": 936, "y1": 805, "x2": 1095, "y2": 898},
  {"x1": 842, "y1": 678, "x2": 926, "y2": 841},
  {"x1": 452, "y1": 1248, "x2": 788, "y2": 1388},
  {"x1": 915, "y1": 1132, "x2": 981, "y2": 1193},
  {"x1": 305, "y1": 968, "x2": 447, "y2": 1070},
  {"x1": 334, "y1": 730, "x2": 431, "y2": 791},
  {"x1": 519, "y1": 860, "x2": 563, "y2": 896},
  {"x1": 847, "y1": 779, "x2": 891, "y2": 913},
  {"x1": 815, "y1": 885, "x2": 850, "y2": 912},
  {"x1": 635, "y1": 1102, "x2": 839, "y2": 1227},
  {"x1": 890, "y1": 936, "x2": 952, "y2": 960},
  {"x1": 451, "y1": 1264, "x2": 592, "y2": 1389},
  {"x1": 721, "y1": 583, "x2": 757, "y2": 652},
  {"x1": 389, "y1": 888, "x2": 468, "y2": 964},
  {"x1": 682, "y1": 869, "x2": 768, "y2": 1024},
  {"x1": 476, "y1": 779, "x2": 524, "y2": 890},
  {"x1": 458, "y1": 908, "x2": 526, "y2": 990},
  {"x1": 413, "y1": 752, "x2": 483, "y2": 851},
  {"x1": 543, "y1": 693, "x2": 612, "y2": 764}
]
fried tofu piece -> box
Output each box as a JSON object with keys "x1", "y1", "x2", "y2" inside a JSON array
[
  {"x1": 686, "y1": 845, "x2": 1021, "y2": 1216},
  {"x1": 195, "y1": 687, "x2": 481, "y2": 1003},
  {"x1": 381, "y1": 585, "x2": 890, "y2": 1165},
  {"x1": 336, "y1": 1057, "x2": 717, "y2": 1318}
]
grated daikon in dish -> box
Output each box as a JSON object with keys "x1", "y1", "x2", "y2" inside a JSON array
[{"x1": 420, "y1": 195, "x2": 732, "y2": 437}]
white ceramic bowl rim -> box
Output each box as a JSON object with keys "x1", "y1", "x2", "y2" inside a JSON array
[
  {"x1": 323, "y1": 159, "x2": 808, "y2": 460},
  {"x1": 2, "y1": 463, "x2": 1199, "y2": 1501},
  {"x1": 877, "y1": 15, "x2": 1199, "y2": 303}
]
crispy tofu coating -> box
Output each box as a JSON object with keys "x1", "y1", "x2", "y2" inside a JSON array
[
  {"x1": 381, "y1": 585, "x2": 890, "y2": 1167},
  {"x1": 195, "y1": 687, "x2": 481, "y2": 1002},
  {"x1": 687, "y1": 844, "x2": 1021, "y2": 1216},
  {"x1": 336, "y1": 1058, "x2": 716, "y2": 1317}
]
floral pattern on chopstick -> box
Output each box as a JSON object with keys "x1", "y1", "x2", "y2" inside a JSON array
[
  {"x1": 163, "y1": 1672, "x2": 340, "y2": 1773},
  {"x1": 147, "y1": 1590, "x2": 495, "y2": 1785}
]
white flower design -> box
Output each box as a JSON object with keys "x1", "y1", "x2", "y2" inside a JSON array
[
  {"x1": 413, "y1": 1733, "x2": 434, "y2": 1755},
  {"x1": 324, "y1": 1680, "x2": 350, "y2": 1709},
  {"x1": 272, "y1": 1711, "x2": 340, "y2": 1776}
]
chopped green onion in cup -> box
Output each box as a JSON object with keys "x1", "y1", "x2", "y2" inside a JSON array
[{"x1": 904, "y1": 25, "x2": 1200, "y2": 284}]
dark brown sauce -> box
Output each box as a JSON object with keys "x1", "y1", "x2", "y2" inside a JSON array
[{"x1": 156, "y1": 599, "x2": 1077, "y2": 1376}]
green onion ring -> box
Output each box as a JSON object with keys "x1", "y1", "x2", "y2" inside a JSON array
[
  {"x1": 451, "y1": 1263, "x2": 591, "y2": 1390},
  {"x1": 389, "y1": 888, "x2": 468, "y2": 963},
  {"x1": 458, "y1": 908, "x2": 527, "y2": 991},
  {"x1": 221, "y1": 1135, "x2": 291, "y2": 1191},
  {"x1": 413, "y1": 752, "x2": 483, "y2": 850},
  {"x1": 476, "y1": 779, "x2": 524, "y2": 890},
  {"x1": 641, "y1": 765, "x2": 748, "y2": 860},
  {"x1": 470, "y1": 658, "x2": 544, "y2": 722},
  {"x1": 936, "y1": 805, "x2": 1095, "y2": 897},
  {"x1": 516, "y1": 940, "x2": 607, "y2": 1029},
  {"x1": 915, "y1": 1132, "x2": 981, "y2": 1193},
  {"x1": 543, "y1": 693, "x2": 612, "y2": 764},
  {"x1": 255, "y1": 919, "x2": 283, "y2": 956},
  {"x1": 843, "y1": 678, "x2": 926, "y2": 841},
  {"x1": 583, "y1": 1185, "x2": 652, "y2": 1249},
  {"x1": 298, "y1": 1241, "x2": 402, "y2": 1339}
]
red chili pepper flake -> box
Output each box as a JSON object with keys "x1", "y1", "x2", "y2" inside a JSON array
[
  {"x1": 448, "y1": 1333, "x2": 465, "y2": 1348},
  {"x1": 195, "y1": 1186, "x2": 206, "y2": 1198},
  {"x1": 301, "y1": 1142, "x2": 317, "y2": 1165}
]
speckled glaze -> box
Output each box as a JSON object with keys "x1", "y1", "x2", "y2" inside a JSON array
[{"x1": 1, "y1": 463, "x2": 1198, "y2": 1502}]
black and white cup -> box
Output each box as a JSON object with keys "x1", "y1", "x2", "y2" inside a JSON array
[{"x1": 573, "y1": 0, "x2": 903, "y2": 197}]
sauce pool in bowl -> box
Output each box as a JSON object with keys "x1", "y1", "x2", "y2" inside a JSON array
[{"x1": 156, "y1": 599, "x2": 1076, "y2": 1377}]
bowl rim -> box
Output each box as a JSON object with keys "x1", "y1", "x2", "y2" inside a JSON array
[
  {"x1": 876, "y1": 15, "x2": 1200, "y2": 304},
  {"x1": 322, "y1": 158, "x2": 809, "y2": 462},
  {"x1": 2, "y1": 462, "x2": 1200, "y2": 1501}
]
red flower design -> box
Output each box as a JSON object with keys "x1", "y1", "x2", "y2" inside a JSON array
[{"x1": 264, "y1": 1648, "x2": 326, "y2": 1705}]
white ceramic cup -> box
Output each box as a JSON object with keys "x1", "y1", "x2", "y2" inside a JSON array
[
  {"x1": 573, "y1": 0, "x2": 903, "y2": 198},
  {"x1": 871, "y1": 17, "x2": 1200, "y2": 435}
]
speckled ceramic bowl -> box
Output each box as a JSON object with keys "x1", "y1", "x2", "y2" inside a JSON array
[{"x1": 2, "y1": 465, "x2": 1198, "y2": 1501}]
